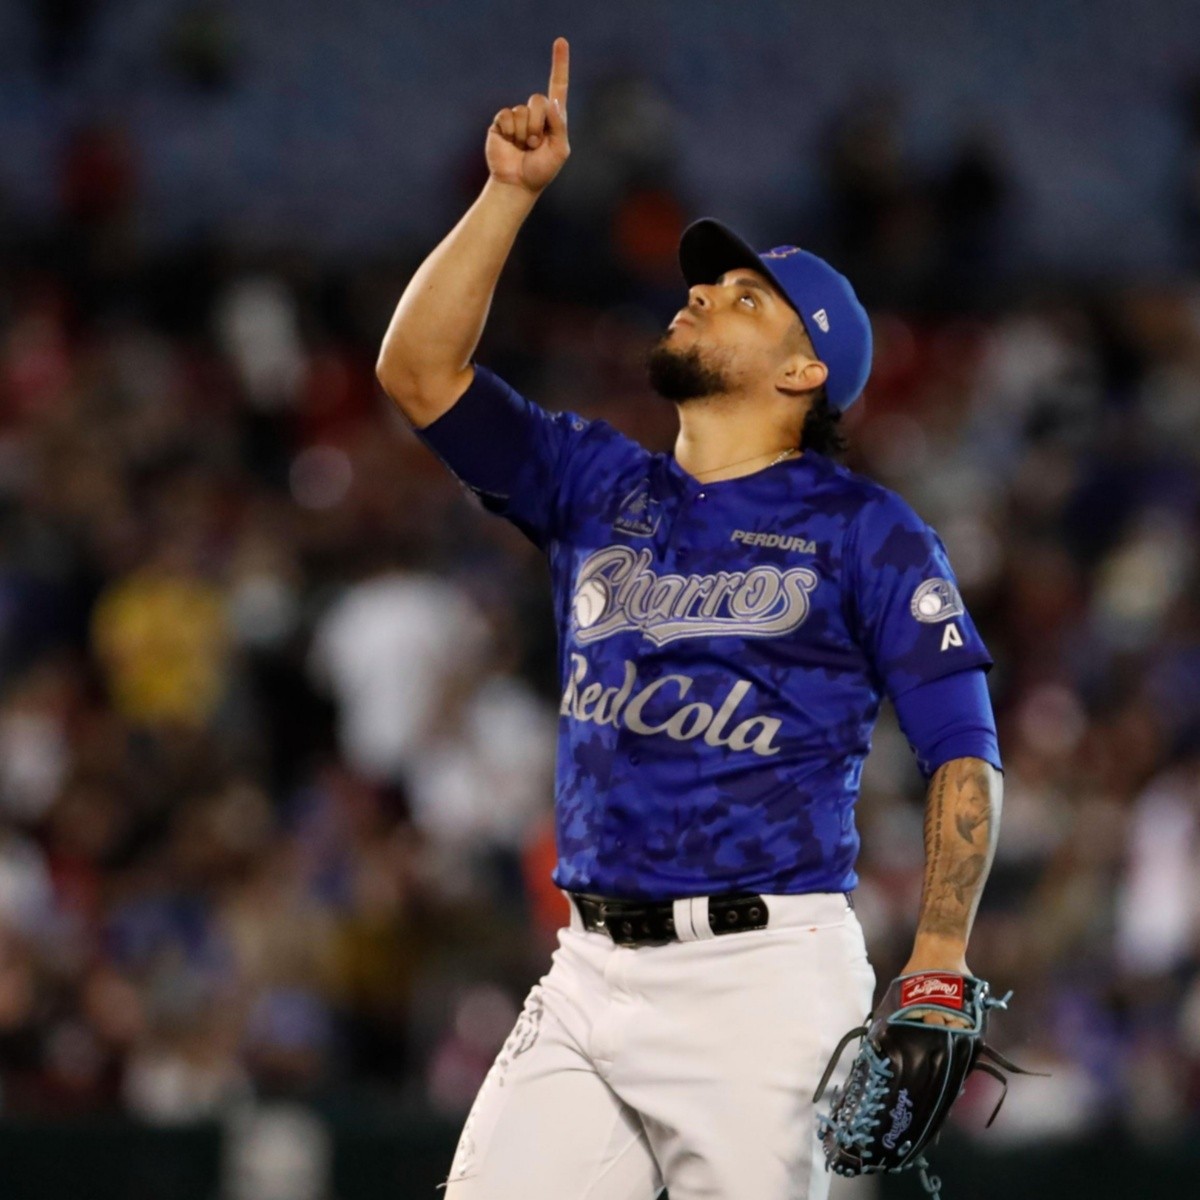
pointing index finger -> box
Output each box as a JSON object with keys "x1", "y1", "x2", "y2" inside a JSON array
[{"x1": 548, "y1": 37, "x2": 569, "y2": 111}]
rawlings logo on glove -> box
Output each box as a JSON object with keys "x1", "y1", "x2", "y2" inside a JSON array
[
  {"x1": 812, "y1": 972, "x2": 1044, "y2": 1200},
  {"x1": 881, "y1": 1089, "x2": 914, "y2": 1149},
  {"x1": 899, "y1": 972, "x2": 964, "y2": 1010}
]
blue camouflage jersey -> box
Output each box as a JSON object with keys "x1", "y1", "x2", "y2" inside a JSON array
[{"x1": 418, "y1": 367, "x2": 996, "y2": 900}]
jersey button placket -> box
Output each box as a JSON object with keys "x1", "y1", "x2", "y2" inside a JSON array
[{"x1": 671, "y1": 486, "x2": 703, "y2": 570}]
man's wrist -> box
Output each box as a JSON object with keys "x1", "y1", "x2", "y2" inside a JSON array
[
  {"x1": 905, "y1": 932, "x2": 970, "y2": 974},
  {"x1": 483, "y1": 174, "x2": 545, "y2": 210}
]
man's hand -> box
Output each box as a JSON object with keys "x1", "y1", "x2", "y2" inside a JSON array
[
  {"x1": 487, "y1": 37, "x2": 571, "y2": 194},
  {"x1": 899, "y1": 946, "x2": 973, "y2": 1028}
]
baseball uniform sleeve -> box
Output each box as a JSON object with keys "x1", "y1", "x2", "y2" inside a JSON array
[
  {"x1": 414, "y1": 364, "x2": 623, "y2": 551},
  {"x1": 845, "y1": 489, "x2": 993, "y2": 698},
  {"x1": 891, "y1": 669, "x2": 1002, "y2": 778}
]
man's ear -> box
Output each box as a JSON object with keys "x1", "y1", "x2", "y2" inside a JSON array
[{"x1": 777, "y1": 355, "x2": 828, "y2": 398}]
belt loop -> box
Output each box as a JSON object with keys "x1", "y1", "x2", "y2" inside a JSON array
[
  {"x1": 565, "y1": 891, "x2": 585, "y2": 932},
  {"x1": 672, "y1": 897, "x2": 698, "y2": 942},
  {"x1": 690, "y1": 896, "x2": 717, "y2": 941}
]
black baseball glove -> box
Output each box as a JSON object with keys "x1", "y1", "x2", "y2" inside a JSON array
[{"x1": 813, "y1": 971, "x2": 1038, "y2": 1200}]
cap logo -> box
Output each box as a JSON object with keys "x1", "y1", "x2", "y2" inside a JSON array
[
  {"x1": 762, "y1": 246, "x2": 801, "y2": 260},
  {"x1": 811, "y1": 308, "x2": 830, "y2": 333}
]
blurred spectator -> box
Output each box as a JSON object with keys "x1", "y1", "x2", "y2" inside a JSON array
[
  {"x1": 407, "y1": 604, "x2": 556, "y2": 857},
  {"x1": 932, "y1": 129, "x2": 1014, "y2": 311},
  {"x1": 816, "y1": 92, "x2": 935, "y2": 308},
  {"x1": 1115, "y1": 752, "x2": 1200, "y2": 977},
  {"x1": 0, "y1": 661, "x2": 75, "y2": 824},
  {"x1": 216, "y1": 278, "x2": 306, "y2": 415},
  {"x1": 91, "y1": 539, "x2": 230, "y2": 731},
  {"x1": 308, "y1": 551, "x2": 489, "y2": 794}
]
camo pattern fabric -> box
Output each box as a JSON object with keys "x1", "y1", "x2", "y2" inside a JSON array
[{"x1": 418, "y1": 367, "x2": 995, "y2": 899}]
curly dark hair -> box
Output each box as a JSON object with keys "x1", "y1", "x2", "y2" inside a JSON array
[{"x1": 801, "y1": 388, "x2": 848, "y2": 458}]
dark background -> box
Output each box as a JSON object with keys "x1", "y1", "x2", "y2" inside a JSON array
[{"x1": 2, "y1": 2, "x2": 1200, "y2": 1197}]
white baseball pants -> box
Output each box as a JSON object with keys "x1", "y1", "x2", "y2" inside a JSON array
[{"x1": 443, "y1": 892, "x2": 876, "y2": 1200}]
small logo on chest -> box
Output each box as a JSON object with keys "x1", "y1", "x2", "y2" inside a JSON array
[
  {"x1": 613, "y1": 484, "x2": 661, "y2": 538},
  {"x1": 731, "y1": 529, "x2": 817, "y2": 554}
]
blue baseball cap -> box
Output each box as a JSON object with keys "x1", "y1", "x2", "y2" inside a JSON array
[{"x1": 678, "y1": 219, "x2": 873, "y2": 411}]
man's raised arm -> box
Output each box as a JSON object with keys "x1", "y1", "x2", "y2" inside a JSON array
[
  {"x1": 904, "y1": 755, "x2": 1003, "y2": 986},
  {"x1": 376, "y1": 37, "x2": 571, "y2": 428}
]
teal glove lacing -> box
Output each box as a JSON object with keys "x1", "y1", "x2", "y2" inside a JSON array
[{"x1": 813, "y1": 983, "x2": 1026, "y2": 1200}]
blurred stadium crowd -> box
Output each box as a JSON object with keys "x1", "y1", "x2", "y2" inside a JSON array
[{"x1": 3, "y1": 0, "x2": 1200, "y2": 1163}]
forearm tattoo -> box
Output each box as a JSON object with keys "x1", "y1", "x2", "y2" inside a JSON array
[{"x1": 916, "y1": 758, "x2": 1000, "y2": 944}]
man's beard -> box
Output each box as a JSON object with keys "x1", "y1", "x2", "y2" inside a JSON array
[{"x1": 646, "y1": 338, "x2": 736, "y2": 403}]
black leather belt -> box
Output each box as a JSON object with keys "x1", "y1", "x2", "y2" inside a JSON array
[{"x1": 569, "y1": 892, "x2": 770, "y2": 946}]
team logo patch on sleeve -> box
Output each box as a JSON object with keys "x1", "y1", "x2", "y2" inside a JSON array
[{"x1": 909, "y1": 578, "x2": 964, "y2": 624}]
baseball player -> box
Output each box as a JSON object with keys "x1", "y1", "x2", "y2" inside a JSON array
[{"x1": 376, "y1": 38, "x2": 1003, "y2": 1200}]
